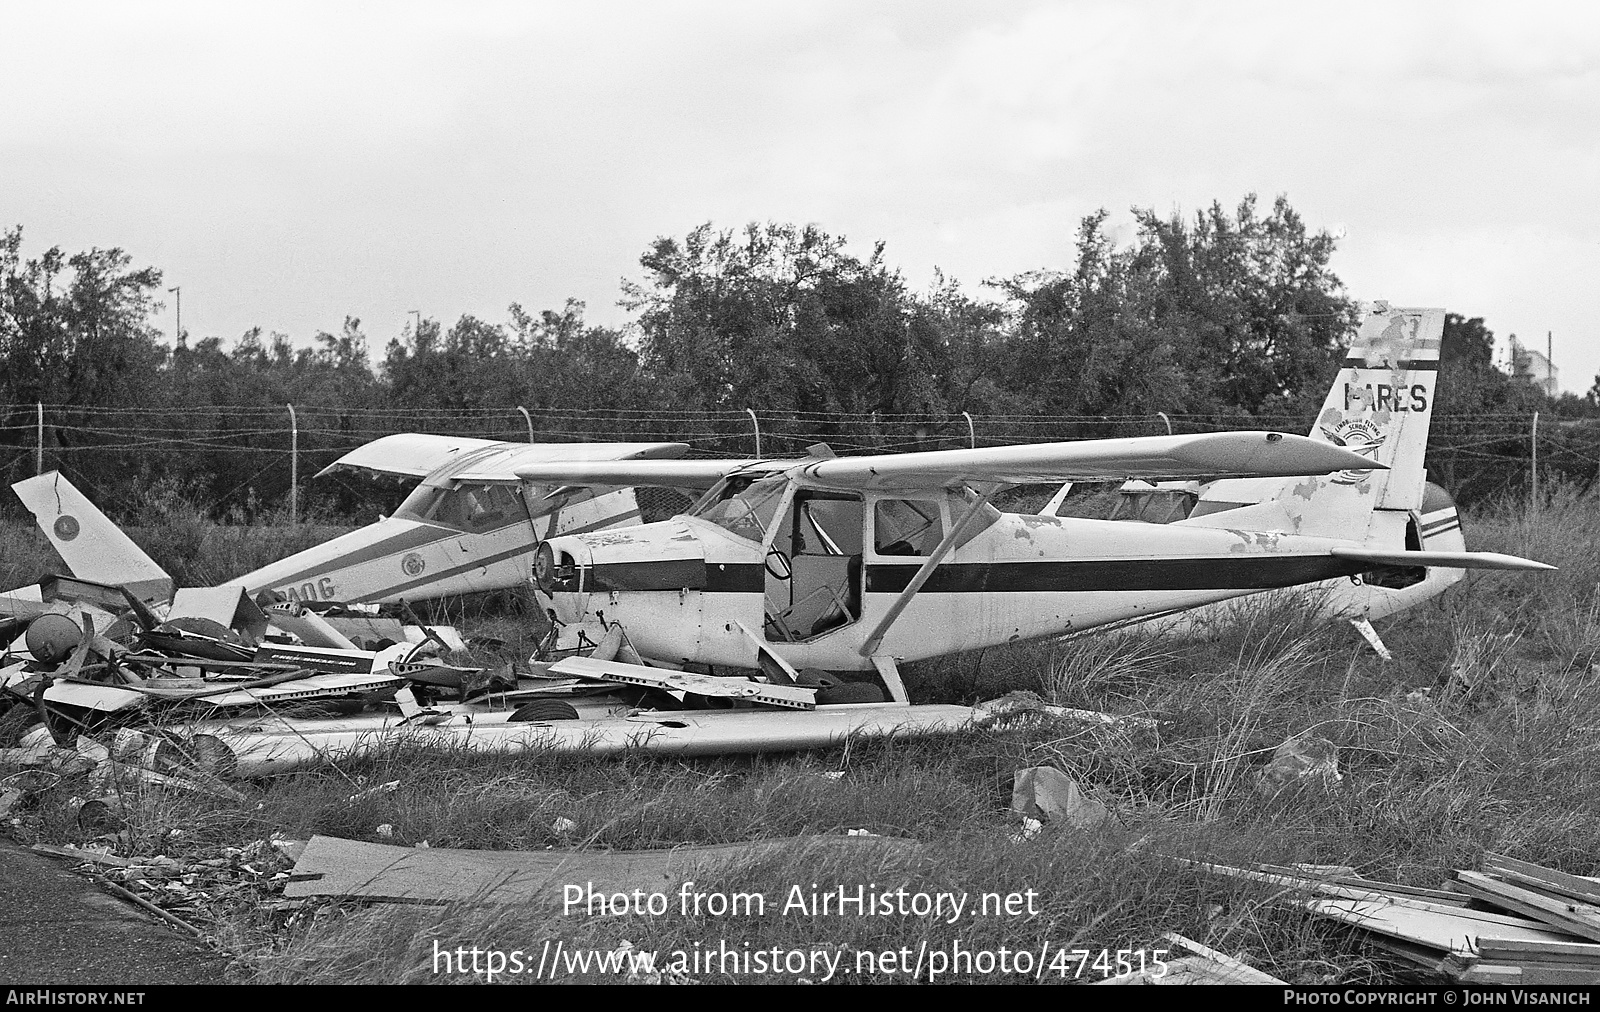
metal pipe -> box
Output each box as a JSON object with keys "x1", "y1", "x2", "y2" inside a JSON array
[
  {"x1": 35, "y1": 402, "x2": 43, "y2": 475},
  {"x1": 167, "y1": 286, "x2": 181, "y2": 346},
  {"x1": 1157, "y1": 411, "x2": 1172, "y2": 435},
  {"x1": 287, "y1": 403, "x2": 299, "y2": 526},
  {"x1": 746, "y1": 408, "x2": 761, "y2": 457},
  {"x1": 1531, "y1": 410, "x2": 1539, "y2": 511},
  {"x1": 962, "y1": 411, "x2": 975, "y2": 449},
  {"x1": 517, "y1": 406, "x2": 534, "y2": 443}
]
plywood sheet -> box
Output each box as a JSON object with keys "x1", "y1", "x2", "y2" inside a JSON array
[{"x1": 284, "y1": 834, "x2": 916, "y2": 905}]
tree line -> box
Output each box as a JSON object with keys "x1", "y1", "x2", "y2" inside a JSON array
[{"x1": 0, "y1": 195, "x2": 1589, "y2": 522}]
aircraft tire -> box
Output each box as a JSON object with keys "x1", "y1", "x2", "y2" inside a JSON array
[{"x1": 509, "y1": 699, "x2": 581, "y2": 722}]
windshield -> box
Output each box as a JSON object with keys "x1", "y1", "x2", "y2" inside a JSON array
[
  {"x1": 688, "y1": 475, "x2": 789, "y2": 542},
  {"x1": 395, "y1": 483, "x2": 527, "y2": 533}
]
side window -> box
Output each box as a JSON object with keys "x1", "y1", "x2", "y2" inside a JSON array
[
  {"x1": 874, "y1": 499, "x2": 944, "y2": 556},
  {"x1": 795, "y1": 495, "x2": 864, "y2": 556}
]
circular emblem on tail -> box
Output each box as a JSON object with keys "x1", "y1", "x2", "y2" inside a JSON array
[
  {"x1": 53, "y1": 515, "x2": 80, "y2": 541},
  {"x1": 401, "y1": 552, "x2": 426, "y2": 578},
  {"x1": 1319, "y1": 418, "x2": 1385, "y2": 485}
]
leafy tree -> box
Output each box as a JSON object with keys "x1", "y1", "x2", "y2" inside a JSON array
[
  {"x1": 507, "y1": 299, "x2": 644, "y2": 414},
  {"x1": 995, "y1": 195, "x2": 1358, "y2": 421},
  {"x1": 622, "y1": 222, "x2": 927, "y2": 416},
  {"x1": 0, "y1": 225, "x2": 166, "y2": 409}
]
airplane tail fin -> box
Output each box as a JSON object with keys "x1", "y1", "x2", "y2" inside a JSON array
[
  {"x1": 10, "y1": 471, "x2": 175, "y2": 603},
  {"x1": 1183, "y1": 303, "x2": 1443, "y2": 538}
]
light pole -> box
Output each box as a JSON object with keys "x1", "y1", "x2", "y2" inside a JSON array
[
  {"x1": 409, "y1": 309, "x2": 422, "y2": 342},
  {"x1": 167, "y1": 286, "x2": 182, "y2": 347}
]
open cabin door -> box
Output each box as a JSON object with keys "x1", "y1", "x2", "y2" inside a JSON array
[{"x1": 764, "y1": 491, "x2": 864, "y2": 642}]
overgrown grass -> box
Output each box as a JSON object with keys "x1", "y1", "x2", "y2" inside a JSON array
[{"x1": 4, "y1": 486, "x2": 1598, "y2": 983}]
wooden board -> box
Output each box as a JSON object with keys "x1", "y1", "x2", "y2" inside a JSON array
[
  {"x1": 1456, "y1": 871, "x2": 1600, "y2": 942},
  {"x1": 1484, "y1": 853, "x2": 1600, "y2": 907},
  {"x1": 1477, "y1": 936, "x2": 1600, "y2": 962},
  {"x1": 1306, "y1": 895, "x2": 1580, "y2": 956},
  {"x1": 284, "y1": 834, "x2": 916, "y2": 905}
]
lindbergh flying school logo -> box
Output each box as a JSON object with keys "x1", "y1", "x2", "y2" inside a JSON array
[{"x1": 1319, "y1": 417, "x2": 1385, "y2": 485}]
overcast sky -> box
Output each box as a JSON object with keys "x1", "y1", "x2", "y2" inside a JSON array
[{"x1": 3, "y1": 1, "x2": 1596, "y2": 392}]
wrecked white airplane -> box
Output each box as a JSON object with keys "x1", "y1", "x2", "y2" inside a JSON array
[
  {"x1": 225, "y1": 437, "x2": 691, "y2": 604},
  {"x1": 490, "y1": 305, "x2": 1550, "y2": 700}
]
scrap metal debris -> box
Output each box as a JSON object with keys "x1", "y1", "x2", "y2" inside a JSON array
[
  {"x1": 1095, "y1": 932, "x2": 1286, "y2": 985},
  {"x1": 1194, "y1": 854, "x2": 1600, "y2": 984}
]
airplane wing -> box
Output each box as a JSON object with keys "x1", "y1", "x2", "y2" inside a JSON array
[
  {"x1": 315, "y1": 434, "x2": 507, "y2": 478},
  {"x1": 462, "y1": 457, "x2": 788, "y2": 489},
  {"x1": 316, "y1": 434, "x2": 692, "y2": 480},
  {"x1": 483, "y1": 433, "x2": 1377, "y2": 491},
  {"x1": 795, "y1": 432, "x2": 1384, "y2": 490}
]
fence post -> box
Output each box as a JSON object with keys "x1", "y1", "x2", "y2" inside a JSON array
[
  {"x1": 287, "y1": 403, "x2": 299, "y2": 526},
  {"x1": 1157, "y1": 411, "x2": 1172, "y2": 436},
  {"x1": 516, "y1": 406, "x2": 534, "y2": 443},
  {"x1": 962, "y1": 411, "x2": 975, "y2": 449},
  {"x1": 35, "y1": 402, "x2": 43, "y2": 475},
  {"x1": 1530, "y1": 410, "x2": 1539, "y2": 512},
  {"x1": 746, "y1": 408, "x2": 761, "y2": 458}
]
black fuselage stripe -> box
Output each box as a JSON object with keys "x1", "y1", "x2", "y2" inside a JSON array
[
  {"x1": 574, "y1": 557, "x2": 1370, "y2": 595},
  {"x1": 365, "y1": 543, "x2": 536, "y2": 599}
]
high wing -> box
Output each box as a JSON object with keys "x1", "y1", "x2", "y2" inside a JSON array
[
  {"x1": 316, "y1": 434, "x2": 693, "y2": 481},
  {"x1": 497, "y1": 432, "x2": 1380, "y2": 492},
  {"x1": 798, "y1": 432, "x2": 1382, "y2": 490},
  {"x1": 315, "y1": 434, "x2": 507, "y2": 478},
  {"x1": 461, "y1": 457, "x2": 789, "y2": 489}
]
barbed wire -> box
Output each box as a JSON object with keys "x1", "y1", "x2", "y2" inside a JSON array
[{"x1": 2, "y1": 403, "x2": 1592, "y2": 517}]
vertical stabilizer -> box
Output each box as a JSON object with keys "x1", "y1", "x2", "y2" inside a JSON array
[
  {"x1": 1313, "y1": 303, "x2": 1442, "y2": 512},
  {"x1": 10, "y1": 471, "x2": 174, "y2": 602},
  {"x1": 1183, "y1": 304, "x2": 1443, "y2": 537}
]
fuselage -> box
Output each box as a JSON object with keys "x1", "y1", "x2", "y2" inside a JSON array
[
  {"x1": 541, "y1": 480, "x2": 1380, "y2": 671},
  {"x1": 236, "y1": 486, "x2": 643, "y2": 604}
]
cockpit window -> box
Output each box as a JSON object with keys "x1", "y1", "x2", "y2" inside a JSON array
[
  {"x1": 395, "y1": 483, "x2": 525, "y2": 533},
  {"x1": 1108, "y1": 490, "x2": 1198, "y2": 525},
  {"x1": 688, "y1": 475, "x2": 790, "y2": 542},
  {"x1": 874, "y1": 499, "x2": 943, "y2": 556}
]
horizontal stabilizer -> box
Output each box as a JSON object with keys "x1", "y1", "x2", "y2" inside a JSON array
[{"x1": 1330, "y1": 548, "x2": 1554, "y2": 572}]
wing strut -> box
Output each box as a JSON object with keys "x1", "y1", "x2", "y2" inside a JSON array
[{"x1": 859, "y1": 490, "x2": 995, "y2": 658}]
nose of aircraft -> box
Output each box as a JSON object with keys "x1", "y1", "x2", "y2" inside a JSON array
[
  {"x1": 540, "y1": 519, "x2": 710, "y2": 625},
  {"x1": 538, "y1": 537, "x2": 593, "y2": 624}
]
